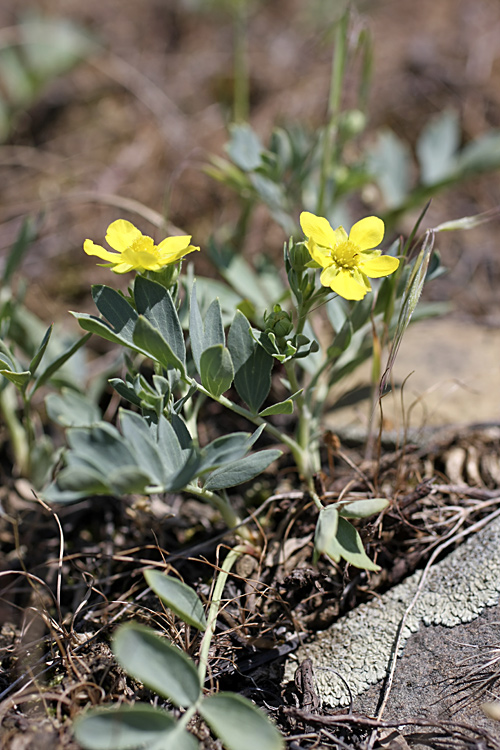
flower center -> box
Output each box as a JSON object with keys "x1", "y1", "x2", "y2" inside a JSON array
[
  {"x1": 331, "y1": 240, "x2": 359, "y2": 269},
  {"x1": 122, "y1": 236, "x2": 160, "y2": 268}
]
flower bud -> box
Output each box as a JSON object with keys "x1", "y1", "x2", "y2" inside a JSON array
[{"x1": 264, "y1": 305, "x2": 294, "y2": 338}]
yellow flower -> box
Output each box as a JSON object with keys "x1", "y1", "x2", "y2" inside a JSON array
[
  {"x1": 300, "y1": 212, "x2": 399, "y2": 300},
  {"x1": 84, "y1": 219, "x2": 199, "y2": 274}
]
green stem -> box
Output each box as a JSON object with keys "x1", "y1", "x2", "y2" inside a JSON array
[
  {"x1": 185, "y1": 483, "x2": 244, "y2": 532},
  {"x1": 197, "y1": 544, "x2": 248, "y2": 685},
  {"x1": 0, "y1": 387, "x2": 29, "y2": 476},
  {"x1": 232, "y1": 0, "x2": 249, "y2": 122},
  {"x1": 194, "y1": 381, "x2": 305, "y2": 463},
  {"x1": 317, "y1": 11, "x2": 349, "y2": 216}
]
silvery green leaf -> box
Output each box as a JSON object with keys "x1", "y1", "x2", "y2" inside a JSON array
[
  {"x1": 315, "y1": 509, "x2": 380, "y2": 571},
  {"x1": 33, "y1": 332, "x2": 92, "y2": 393},
  {"x1": 144, "y1": 570, "x2": 207, "y2": 631},
  {"x1": 199, "y1": 344, "x2": 234, "y2": 398},
  {"x1": 326, "y1": 296, "x2": 348, "y2": 332},
  {"x1": 203, "y1": 449, "x2": 281, "y2": 490},
  {"x1": 45, "y1": 388, "x2": 101, "y2": 427},
  {"x1": 134, "y1": 277, "x2": 186, "y2": 367},
  {"x1": 369, "y1": 128, "x2": 411, "y2": 209},
  {"x1": 54, "y1": 465, "x2": 110, "y2": 494},
  {"x1": 313, "y1": 505, "x2": 339, "y2": 564},
  {"x1": 113, "y1": 623, "x2": 201, "y2": 707},
  {"x1": 3, "y1": 216, "x2": 36, "y2": 285},
  {"x1": 27, "y1": 323, "x2": 52, "y2": 377},
  {"x1": 204, "y1": 298, "x2": 225, "y2": 347},
  {"x1": 108, "y1": 466, "x2": 153, "y2": 494},
  {"x1": 0, "y1": 368, "x2": 30, "y2": 389},
  {"x1": 157, "y1": 415, "x2": 184, "y2": 474},
  {"x1": 416, "y1": 110, "x2": 460, "y2": 185},
  {"x1": 327, "y1": 319, "x2": 352, "y2": 359},
  {"x1": 73, "y1": 704, "x2": 178, "y2": 750},
  {"x1": 456, "y1": 131, "x2": 500, "y2": 174},
  {"x1": 72, "y1": 313, "x2": 144, "y2": 352},
  {"x1": 227, "y1": 123, "x2": 263, "y2": 171},
  {"x1": 228, "y1": 313, "x2": 273, "y2": 412},
  {"x1": 259, "y1": 398, "x2": 294, "y2": 416},
  {"x1": 199, "y1": 692, "x2": 284, "y2": 750},
  {"x1": 119, "y1": 410, "x2": 167, "y2": 486},
  {"x1": 133, "y1": 315, "x2": 186, "y2": 376},
  {"x1": 66, "y1": 422, "x2": 130, "y2": 462},
  {"x1": 338, "y1": 497, "x2": 389, "y2": 519},
  {"x1": 92, "y1": 285, "x2": 138, "y2": 345},
  {"x1": 189, "y1": 281, "x2": 204, "y2": 372}
]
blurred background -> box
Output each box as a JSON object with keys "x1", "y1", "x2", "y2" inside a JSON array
[{"x1": 1, "y1": 0, "x2": 499, "y2": 426}]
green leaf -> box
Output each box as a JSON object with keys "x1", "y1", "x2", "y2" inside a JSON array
[
  {"x1": 144, "y1": 571, "x2": 207, "y2": 631},
  {"x1": 313, "y1": 505, "x2": 338, "y2": 565},
  {"x1": 369, "y1": 128, "x2": 411, "y2": 209},
  {"x1": 67, "y1": 423, "x2": 138, "y2": 473},
  {"x1": 134, "y1": 276, "x2": 186, "y2": 367},
  {"x1": 92, "y1": 285, "x2": 138, "y2": 345},
  {"x1": 73, "y1": 704, "x2": 178, "y2": 750},
  {"x1": 339, "y1": 497, "x2": 389, "y2": 519},
  {"x1": 27, "y1": 323, "x2": 53, "y2": 377},
  {"x1": 315, "y1": 510, "x2": 380, "y2": 571},
  {"x1": 227, "y1": 123, "x2": 263, "y2": 171},
  {"x1": 108, "y1": 466, "x2": 154, "y2": 494},
  {"x1": 189, "y1": 281, "x2": 205, "y2": 372},
  {"x1": 55, "y1": 465, "x2": 111, "y2": 494},
  {"x1": 201, "y1": 426, "x2": 265, "y2": 471},
  {"x1": 203, "y1": 449, "x2": 281, "y2": 490},
  {"x1": 119, "y1": 411, "x2": 167, "y2": 487},
  {"x1": 326, "y1": 296, "x2": 348, "y2": 332},
  {"x1": 200, "y1": 344, "x2": 234, "y2": 398},
  {"x1": 0, "y1": 368, "x2": 30, "y2": 389},
  {"x1": 259, "y1": 399, "x2": 294, "y2": 416},
  {"x1": 199, "y1": 693, "x2": 284, "y2": 750},
  {"x1": 3, "y1": 216, "x2": 37, "y2": 285},
  {"x1": 228, "y1": 311, "x2": 273, "y2": 412},
  {"x1": 416, "y1": 110, "x2": 460, "y2": 185},
  {"x1": 33, "y1": 332, "x2": 92, "y2": 393},
  {"x1": 235, "y1": 345, "x2": 272, "y2": 413},
  {"x1": 457, "y1": 131, "x2": 500, "y2": 174},
  {"x1": 204, "y1": 298, "x2": 225, "y2": 348},
  {"x1": 189, "y1": 283, "x2": 225, "y2": 376},
  {"x1": 45, "y1": 388, "x2": 101, "y2": 427},
  {"x1": 113, "y1": 623, "x2": 201, "y2": 707},
  {"x1": 327, "y1": 319, "x2": 352, "y2": 359},
  {"x1": 133, "y1": 315, "x2": 186, "y2": 376},
  {"x1": 108, "y1": 378, "x2": 143, "y2": 407},
  {"x1": 72, "y1": 312, "x2": 142, "y2": 350},
  {"x1": 156, "y1": 415, "x2": 184, "y2": 475}
]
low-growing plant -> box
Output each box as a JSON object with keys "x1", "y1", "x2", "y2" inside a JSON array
[
  {"x1": 74, "y1": 560, "x2": 284, "y2": 750},
  {"x1": 42, "y1": 210, "x2": 419, "y2": 570}
]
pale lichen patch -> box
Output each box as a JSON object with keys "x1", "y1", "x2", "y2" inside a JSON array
[{"x1": 285, "y1": 516, "x2": 500, "y2": 707}]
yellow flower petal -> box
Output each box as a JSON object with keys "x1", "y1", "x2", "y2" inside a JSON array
[
  {"x1": 110, "y1": 262, "x2": 135, "y2": 274},
  {"x1": 320, "y1": 266, "x2": 368, "y2": 300},
  {"x1": 306, "y1": 239, "x2": 331, "y2": 268},
  {"x1": 359, "y1": 255, "x2": 400, "y2": 278},
  {"x1": 300, "y1": 212, "x2": 337, "y2": 248},
  {"x1": 349, "y1": 216, "x2": 384, "y2": 251},
  {"x1": 332, "y1": 226, "x2": 348, "y2": 245},
  {"x1": 83, "y1": 239, "x2": 119, "y2": 262},
  {"x1": 105, "y1": 220, "x2": 143, "y2": 252},
  {"x1": 157, "y1": 236, "x2": 199, "y2": 263}
]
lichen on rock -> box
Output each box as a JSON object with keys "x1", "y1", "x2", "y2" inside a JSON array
[{"x1": 285, "y1": 515, "x2": 500, "y2": 707}]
